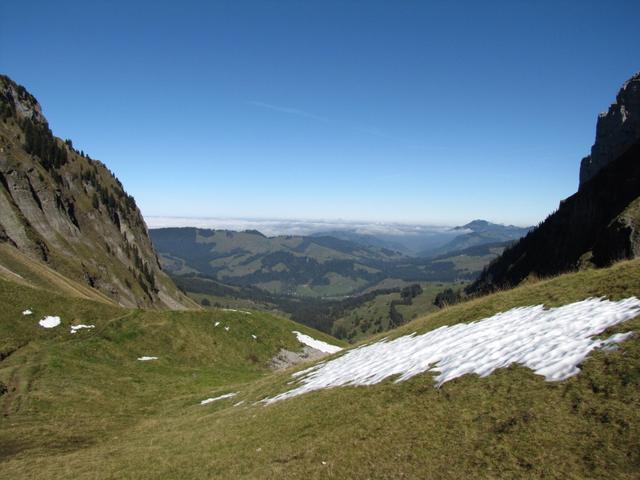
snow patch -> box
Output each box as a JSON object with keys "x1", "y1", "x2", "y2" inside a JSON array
[
  {"x1": 200, "y1": 392, "x2": 238, "y2": 405},
  {"x1": 214, "y1": 322, "x2": 220, "y2": 327},
  {"x1": 222, "y1": 308, "x2": 252, "y2": 315},
  {"x1": 38, "y1": 316, "x2": 61, "y2": 328},
  {"x1": 70, "y1": 324, "x2": 95, "y2": 334},
  {"x1": 252, "y1": 334, "x2": 257, "y2": 340},
  {"x1": 264, "y1": 298, "x2": 640, "y2": 404},
  {"x1": 224, "y1": 326, "x2": 230, "y2": 331},
  {"x1": 22, "y1": 309, "x2": 33, "y2": 316},
  {"x1": 233, "y1": 400, "x2": 245, "y2": 407},
  {"x1": 137, "y1": 356, "x2": 158, "y2": 361},
  {"x1": 292, "y1": 331, "x2": 342, "y2": 354}
]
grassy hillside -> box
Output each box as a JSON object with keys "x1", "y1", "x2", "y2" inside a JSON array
[
  {"x1": 0, "y1": 278, "x2": 344, "y2": 466},
  {"x1": 0, "y1": 243, "x2": 117, "y2": 305},
  {"x1": 2, "y1": 259, "x2": 640, "y2": 478},
  {"x1": 331, "y1": 281, "x2": 459, "y2": 342}
]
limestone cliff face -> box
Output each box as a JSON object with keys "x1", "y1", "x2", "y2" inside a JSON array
[
  {"x1": 580, "y1": 72, "x2": 640, "y2": 186},
  {"x1": 0, "y1": 75, "x2": 196, "y2": 310},
  {"x1": 468, "y1": 72, "x2": 640, "y2": 295}
]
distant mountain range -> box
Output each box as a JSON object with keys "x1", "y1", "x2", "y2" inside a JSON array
[
  {"x1": 308, "y1": 219, "x2": 530, "y2": 258},
  {"x1": 150, "y1": 226, "x2": 509, "y2": 299}
]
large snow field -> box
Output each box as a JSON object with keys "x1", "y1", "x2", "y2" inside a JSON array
[{"x1": 265, "y1": 298, "x2": 640, "y2": 404}]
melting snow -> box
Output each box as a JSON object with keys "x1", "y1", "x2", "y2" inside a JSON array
[
  {"x1": 222, "y1": 308, "x2": 252, "y2": 315},
  {"x1": 292, "y1": 331, "x2": 343, "y2": 354},
  {"x1": 252, "y1": 334, "x2": 257, "y2": 340},
  {"x1": 137, "y1": 356, "x2": 158, "y2": 361},
  {"x1": 200, "y1": 392, "x2": 238, "y2": 405},
  {"x1": 22, "y1": 309, "x2": 33, "y2": 316},
  {"x1": 38, "y1": 316, "x2": 61, "y2": 328},
  {"x1": 70, "y1": 324, "x2": 95, "y2": 334},
  {"x1": 233, "y1": 400, "x2": 245, "y2": 407},
  {"x1": 224, "y1": 326, "x2": 230, "y2": 331},
  {"x1": 264, "y1": 298, "x2": 640, "y2": 404},
  {"x1": 214, "y1": 322, "x2": 221, "y2": 327}
]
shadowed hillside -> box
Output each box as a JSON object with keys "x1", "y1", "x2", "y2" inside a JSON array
[{"x1": 469, "y1": 73, "x2": 640, "y2": 295}]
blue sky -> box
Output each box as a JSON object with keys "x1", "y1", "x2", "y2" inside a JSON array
[{"x1": 2, "y1": 1, "x2": 639, "y2": 226}]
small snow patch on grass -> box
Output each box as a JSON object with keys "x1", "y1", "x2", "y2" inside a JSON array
[
  {"x1": 137, "y1": 356, "x2": 158, "y2": 361},
  {"x1": 214, "y1": 322, "x2": 220, "y2": 327},
  {"x1": 224, "y1": 326, "x2": 230, "y2": 332},
  {"x1": 22, "y1": 309, "x2": 33, "y2": 316},
  {"x1": 252, "y1": 334, "x2": 257, "y2": 340},
  {"x1": 292, "y1": 331, "x2": 342, "y2": 354},
  {"x1": 200, "y1": 392, "x2": 238, "y2": 405},
  {"x1": 222, "y1": 308, "x2": 252, "y2": 315},
  {"x1": 39, "y1": 316, "x2": 61, "y2": 328},
  {"x1": 70, "y1": 324, "x2": 95, "y2": 334}
]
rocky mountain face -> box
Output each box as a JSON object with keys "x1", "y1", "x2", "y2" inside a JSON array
[
  {"x1": 580, "y1": 72, "x2": 640, "y2": 185},
  {"x1": 0, "y1": 75, "x2": 196, "y2": 309},
  {"x1": 468, "y1": 72, "x2": 640, "y2": 294}
]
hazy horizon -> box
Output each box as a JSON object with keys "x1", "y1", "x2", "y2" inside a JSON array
[{"x1": 144, "y1": 214, "x2": 531, "y2": 238}]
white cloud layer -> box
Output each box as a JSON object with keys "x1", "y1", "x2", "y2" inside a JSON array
[{"x1": 145, "y1": 215, "x2": 455, "y2": 237}]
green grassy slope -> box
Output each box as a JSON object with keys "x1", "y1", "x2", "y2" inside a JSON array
[
  {"x1": 0, "y1": 279, "x2": 344, "y2": 467},
  {"x1": 0, "y1": 243, "x2": 118, "y2": 305},
  {"x1": 2, "y1": 260, "x2": 640, "y2": 479}
]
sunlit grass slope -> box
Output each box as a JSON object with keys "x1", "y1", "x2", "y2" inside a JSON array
[
  {"x1": 0, "y1": 279, "x2": 344, "y2": 469},
  {"x1": 2, "y1": 260, "x2": 640, "y2": 479}
]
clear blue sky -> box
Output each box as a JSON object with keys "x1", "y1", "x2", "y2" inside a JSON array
[{"x1": 2, "y1": 1, "x2": 639, "y2": 226}]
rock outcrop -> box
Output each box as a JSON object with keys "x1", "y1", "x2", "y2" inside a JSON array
[
  {"x1": 580, "y1": 72, "x2": 640, "y2": 186},
  {"x1": 0, "y1": 75, "x2": 197, "y2": 309},
  {"x1": 468, "y1": 72, "x2": 640, "y2": 295}
]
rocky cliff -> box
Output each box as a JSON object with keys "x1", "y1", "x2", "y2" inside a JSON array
[
  {"x1": 468, "y1": 72, "x2": 640, "y2": 295},
  {"x1": 0, "y1": 75, "x2": 196, "y2": 309},
  {"x1": 580, "y1": 72, "x2": 640, "y2": 185}
]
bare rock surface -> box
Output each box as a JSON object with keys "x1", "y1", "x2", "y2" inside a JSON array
[{"x1": 580, "y1": 72, "x2": 640, "y2": 185}]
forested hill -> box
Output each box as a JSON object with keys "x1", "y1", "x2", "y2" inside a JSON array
[{"x1": 150, "y1": 227, "x2": 502, "y2": 298}]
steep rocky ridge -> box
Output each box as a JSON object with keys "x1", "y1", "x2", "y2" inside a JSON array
[
  {"x1": 469, "y1": 72, "x2": 640, "y2": 294},
  {"x1": 0, "y1": 75, "x2": 196, "y2": 309},
  {"x1": 580, "y1": 72, "x2": 640, "y2": 185}
]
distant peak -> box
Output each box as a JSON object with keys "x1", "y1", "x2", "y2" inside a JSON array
[{"x1": 455, "y1": 219, "x2": 491, "y2": 231}]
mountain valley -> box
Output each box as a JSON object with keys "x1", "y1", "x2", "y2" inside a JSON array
[{"x1": 1, "y1": 52, "x2": 640, "y2": 480}]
